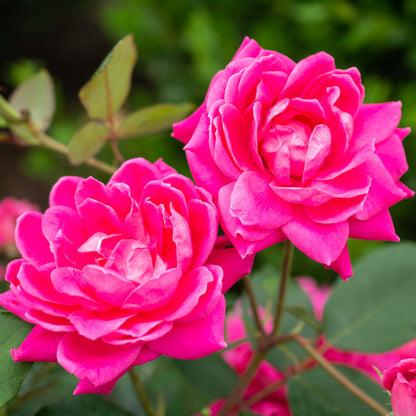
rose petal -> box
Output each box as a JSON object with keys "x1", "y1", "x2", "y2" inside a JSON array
[
  {"x1": 282, "y1": 207, "x2": 349, "y2": 265},
  {"x1": 148, "y1": 296, "x2": 226, "y2": 359}
]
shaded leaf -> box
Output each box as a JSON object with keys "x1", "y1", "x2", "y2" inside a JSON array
[
  {"x1": 68, "y1": 121, "x2": 109, "y2": 164},
  {"x1": 289, "y1": 365, "x2": 388, "y2": 416},
  {"x1": 324, "y1": 242, "x2": 416, "y2": 352},
  {"x1": 117, "y1": 102, "x2": 195, "y2": 139},
  {"x1": 0, "y1": 310, "x2": 33, "y2": 407},
  {"x1": 9, "y1": 69, "x2": 55, "y2": 131},
  {"x1": 34, "y1": 395, "x2": 134, "y2": 416},
  {"x1": 79, "y1": 34, "x2": 137, "y2": 121},
  {"x1": 173, "y1": 353, "x2": 238, "y2": 400}
]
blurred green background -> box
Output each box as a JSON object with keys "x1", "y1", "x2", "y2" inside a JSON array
[{"x1": 1, "y1": 0, "x2": 416, "y2": 280}]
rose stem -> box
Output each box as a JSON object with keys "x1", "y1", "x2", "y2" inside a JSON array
[
  {"x1": 243, "y1": 275, "x2": 266, "y2": 339},
  {"x1": 38, "y1": 131, "x2": 116, "y2": 175},
  {"x1": 272, "y1": 240, "x2": 294, "y2": 336},
  {"x1": 294, "y1": 335, "x2": 389, "y2": 416},
  {"x1": 216, "y1": 349, "x2": 266, "y2": 416},
  {"x1": 129, "y1": 367, "x2": 157, "y2": 416}
]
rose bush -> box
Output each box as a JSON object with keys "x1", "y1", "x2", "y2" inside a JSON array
[
  {"x1": 198, "y1": 278, "x2": 416, "y2": 415},
  {"x1": 0, "y1": 157, "x2": 253, "y2": 394},
  {"x1": 173, "y1": 37, "x2": 413, "y2": 279},
  {"x1": 383, "y1": 359, "x2": 416, "y2": 416}
]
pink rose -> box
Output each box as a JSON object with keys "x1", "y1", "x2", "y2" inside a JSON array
[
  {"x1": 173, "y1": 37, "x2": 413, "y2": 279},
  {"x1": 0, "y1": 197, "x2": 38, "y2": 256},
  {"x1": 383, "y1": 359, "x2": 416, "y2": 416},
  {"x1": 0, "y1": 158, "x2": 253, "y2": 394}
]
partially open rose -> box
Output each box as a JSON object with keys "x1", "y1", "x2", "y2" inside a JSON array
[
  {"x1": 383, "y1": 359, "x2": 416, "y2": 416},
  {"x1": 0, "y1": 158, "x2": 253, "y2": 394},
  {"x1": 173, "y1": 37, "x2": 413, "y2": 279}
]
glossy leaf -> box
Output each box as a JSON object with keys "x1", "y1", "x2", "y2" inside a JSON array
[
  {"x1": 34, "y1": 395, "x2": 134, "y2": 416},
  {"x1": 289, "y1": 365, "x2": 388, "y2": 416},
  {"x1": 79, "y1": 34, "x2": 137, "y2": 121},
  {"x1": 9, "y1": 69, "x2": 55, "y2": 131},
  {"x1": 116, "y1": 102, "x2": 195, "y2": 139},
  {"x1": 68, "y1": 121, "x2": 109, "y2": 164},
  {"x1": 0, "y1": 310, "x2": 33, "y2": 407},
  {"x1": 324, "y1": 242, "x2": 416, "y2": 352}
]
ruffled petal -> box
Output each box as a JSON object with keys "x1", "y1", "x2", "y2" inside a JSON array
[
  {"x1": 12, "y1": 326, "x2": 62, "y2": 362},
  {"x1": 57, "y1": 333, "x2": 141, "y2": 387},
  {"x1": 282, "y1": 207, "x2": 349, "y2": 266},
  {"x1": 148, "y1": 296, "x2": 226, "y2": 359}
]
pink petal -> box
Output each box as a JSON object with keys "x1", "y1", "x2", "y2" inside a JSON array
[
  {"x1": 187, "y1": 199, "x2": 218, "y2": 269},
  {"x1": 219, "y1": 103, "x2": 257, "y2": 171},
  {"x1": 349, "y1": 210, "x2": 400, "y2": 241},
  {"x1": 354, "y1": 155, "x2": 409, "y2": 221},
  {"x1": 68, "y1": 308, "x2": 135, "y2": 340},
  {"x1": 12, "y1": 326, "x2": 62, "y2": 362},
  {"x1": 49, "y1": 176, "x2": 82, "y2": 209},
  {"x1": 148, "y1": 296, "x2": 226, "y2": 359},
  {"x1": 15, "y1": 212, "x2": 54, "y2": 268},
  {"x1": 230, "y1": 171, "x2": 292, "y2": 229},
  {"x1": 325, "y1": 244, "x2": 353, "y2": 280},
  {"x1": 375, "y1": 131, "x2": 409, "y2": 181},
  {"x1": 282, "y1": 207, "x2": 349, "y2": 265},
  {"x1": 108, "y1": 158, "x2": 159, "y2": 200},
  {"x1": 172, "y1": 104, "x2": 205, "y2": 144},
  {"x1": 281, "y1": 52, "x2": 335, "y2": 98},
  {"x1": 57, "y1": 333, "x2": 141, "y2": 387},
  {"x1": 122, "y1": 268, "x2": 181, "y2": 311},
  {"x1": 82, "y1": 265, "x2": 136, "y2": 305},
  {"x1": 184, "y1": 113, "x2": 231, "y2": 197},
  {"x1": 207, "y1": 241, "x2": 255, "y2": 292},
  {"x1": 302, "y1": 124, "x2": 332, "y2": 184},
  {"x1": 218, "y1": 183, "x2": 286, "y2": 257},
  {"x1": 177, "y1": 264, "x2": 223, "y2": 323},
  {"x1": 353, "y1": 102, "x2": 403, "y2": 145}
]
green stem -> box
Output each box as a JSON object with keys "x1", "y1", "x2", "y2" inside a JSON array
[
  {"x1": 129, "y1": 368, "x2": 156, "y2": 416},
  {"x1": 217, "y1": 350, "x2": 265, "y2": 416},
  {"x1": 38, "y1": 131, "x2": 116, "y2": 175},
  {"x1": 295, "y1": 335, "x2": 389, "y2": 416},
  {"x1": 243, "y1": 275, "x2": 266, "y2": 339},
  {"x1": 272, "y1": 241, "x2": 294, "y2": 336}
]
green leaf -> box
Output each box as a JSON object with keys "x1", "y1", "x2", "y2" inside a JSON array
[
  {"x1": 67, "y1": 121, "x2": 109, "y2": 164},
  {"x1": 79, "y1": 34, "x2": 137, "y2": 121},
  {"x1": 34, "y1": 396, "x2": 134, "y2": 416},
  {"x1": 173, "y1": 353, "x2": 238, "y2": 399},
  {"x1": 324, "y1": 242, "x2": 416, "y2": 352},
  {"x1": 0, "y1": 310, "x2": 33, "y2": 407},
  {"x1": 9, "y1": 69, "x2": 55, "y2": 131},
  {"x1": 116, "y1": 102, "x2": 195, "y2": 139},
  {"x1": 288, "y1": 365, "x2": 388, "y2": 416},
  {"x1": 286, "y1": 306, "x2": 323, "y2": 334}
]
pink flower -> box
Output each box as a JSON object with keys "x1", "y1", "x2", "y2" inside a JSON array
[
  {"x1": 0, "y1": 158, "x2": 253, "y2": 394},
  {"x1": 0, "y1": 197, "x2": 38, "y2": 256},
  {"x1": 173, "y1": 37, "x2": 413, "y2": 279},
  {"x1": 383, "y1": 359, "x2": 416, "y2": 416}
]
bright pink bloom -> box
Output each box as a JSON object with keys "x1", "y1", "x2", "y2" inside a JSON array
[
  {"x1": 0, "y1": 158, "x2": 253, "y2": 394},
  {"x1": 173, "y1": 37, "x2": 413, "y2": 279},
  {"x1": 0, "y1": 197, "x2": 38, "y2": 255},
  {"x1": 383, "y1": 359, "x2": 416, "y2": 416}
]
